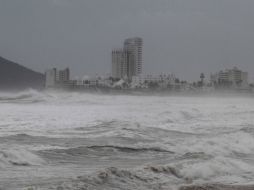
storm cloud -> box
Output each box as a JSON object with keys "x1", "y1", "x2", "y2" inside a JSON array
[{"x1": 0, "y1": 0, "x2": 254, "y2": 81}]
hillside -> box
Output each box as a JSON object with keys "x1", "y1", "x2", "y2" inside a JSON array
[{"x1": 0, "y1": 56, "x2": 45, "y2": 90}]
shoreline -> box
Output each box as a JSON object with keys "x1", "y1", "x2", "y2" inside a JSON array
[{"x1": 43, "y1": 87, "x2": 254, "y2": 98}]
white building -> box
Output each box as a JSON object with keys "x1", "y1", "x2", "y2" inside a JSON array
[
  {"x1": 211, "y1": 67, "x2": 249, "y2": 87},
  {"x1": 45, "y1": 68, "x2": 57, "y2": 88},
  {"x1": 131, "y1": 74, "x2": 176, "y2": 88}
]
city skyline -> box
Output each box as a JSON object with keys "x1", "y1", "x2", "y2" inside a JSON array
[
  {"x1": 1, "y1": 0, "x2": 254, "y2": 82},
  {"x1": 45, "y1": 64, "x2": 250, "y2": 91}
]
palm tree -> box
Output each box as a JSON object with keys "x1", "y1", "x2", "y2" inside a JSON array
[{"x1": 200, "y1": 73, "x2": 205, "y2": 86}]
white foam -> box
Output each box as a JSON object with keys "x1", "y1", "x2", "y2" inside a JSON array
[{"x1": 1, "y1": 91, "x2": 254, "y2": 187}]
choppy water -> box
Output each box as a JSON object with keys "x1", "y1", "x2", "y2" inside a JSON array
[{"x1": 0, "y1": 90, "x2": 254, "y2": 190}]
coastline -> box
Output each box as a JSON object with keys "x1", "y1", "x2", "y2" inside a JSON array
[{"x1": 44, "y1": 87, "x2": 254, "y2": 98}]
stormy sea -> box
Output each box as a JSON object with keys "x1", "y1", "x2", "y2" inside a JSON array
[{"x1": 0, "y1": 90, "x2": 254, "y2": 190}]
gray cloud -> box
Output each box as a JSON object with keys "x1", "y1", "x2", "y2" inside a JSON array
[{"x1": 0, "y1": 0, "x2": 254, "y2": 82}]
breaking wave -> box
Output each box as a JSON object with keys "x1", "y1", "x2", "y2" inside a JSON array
[
  {"x1": 54, "y1": 163, "x2": 254, "y2": 190},
  {"x1": 41, "y1": 145, "x2": 174, "y2": 157},
  {"x1": 86, "y1": 145, "x2": 174, "y2": 153},
  {"x1": 0, "y1": 149, "x2": 45, "y2": 167},
  {"x1": 56, "y1": 166, "x2": 187, "y2": 190},
  {"x1": 0, "y1": 89, "x2": 49, "y2": 103},
  {"x1": 240, "y1": 126, "x2": 254, "y2": 135},
  {"x1": 1, "y1": 92, "x2": 254, "y2": 189},
  {"x1": 179, "y1": 184, "x2": 254, "y2": 190}
]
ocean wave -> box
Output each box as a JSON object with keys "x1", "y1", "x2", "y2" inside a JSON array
[
  {"x1": 144, "y1": 165, "x2": 183, "y2": 179},
  {"x1": 42, "y1": 145, "x2": 174, "y2": 157},
  {"x1": 56, "y1": 166, "x2": 186, "y2": 190},
  {"x1": 86, "y1": 145, "x2": 174, "y2": 153},
  {"x1": 180, "y1": 111, "x2": 197, "y2": 120},
  {"x1": 240, "y1": 126, "x2": 254, "y2": 134},
  {"x1": 179, "y1": 156, "x2": 254, "y2": 182},
  {"x1": 0, "y1": 149, "x2": 45, "y2": 167},
  {"x1": 0, "y1": 89, "x2": 48, "y2": 103},
  {"x1": 180, "y1": 152, "x2": 213, "y2": 160},
  {"x1": 53, "y1": 164, "x2": 254, "y2": 190},
  {"x1": 0, "y1": 133, "x2": 54, "y2": 144},
  {"x1": 179, "y1": 184, "x2": 254, "y2": 190},
  {"x1": 179, "y1": 110, "x2": 204, "y2": 121}
]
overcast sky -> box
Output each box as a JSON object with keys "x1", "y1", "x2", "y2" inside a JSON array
[{"x1": 0, "y1": 0, "x2": 254, "y2": 82}]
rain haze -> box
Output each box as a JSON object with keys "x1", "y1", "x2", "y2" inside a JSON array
[{"x1": 0, "y1": 0, "x2": 254, "y2": 81}]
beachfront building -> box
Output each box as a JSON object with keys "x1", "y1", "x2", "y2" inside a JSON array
[
  {"x1": 124, "y1": 37, "x2": 143, "y2": 78},
  {"x1": 45, "y1": 67, "x2": 71, "y2": 88},
  {"x1": 112, "y1": 49, "x2": 128, "y2": 79},
  {"x1": 57, "y1": 68, "x2": 70, "y2": 83},
  {"x1": 45, "y1": 68, "x2": 57, "y2": 88},
  {"x1": 131, "y1": 74, "x2": 176, "y2": 89},
  {"x1": 211, "y1": 67, "x2": 249, "y2": 88}
]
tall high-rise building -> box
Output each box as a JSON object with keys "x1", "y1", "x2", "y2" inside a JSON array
[
  {"x1": 112, "y1": 49, "x2": 128, "y2": 79},
  {"x1": 124, "y1": 37, "x2": 143, "y2": 78},
  {"x1": 112, "y1": 37, "x2": 143, "y2": 80}
]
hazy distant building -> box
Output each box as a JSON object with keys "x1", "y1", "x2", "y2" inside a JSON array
[
  {"x1": 45, "y1": 67, "x2": 70, "y2": 88},
  {"x1": 132, "y1": 74, "x2": 176, "y2": 89},
  {"x1": 112, "y1": 37, "x2": 143, "y2": 80},
  {"x1": 211, "y1": 67, "x2": 248, "y2": 88},
  {"x1": 112, "y1": 49, "x2": 128, "y2": 79},
  {"x1": 124, "y1": 37, "x2": 143, "y2": 78},
  {"x1": 45, "y1": 68, "x2": 57, "y2": 88},
  {"x1": 57, "y1": 68, "x2": 70, "y2": 82}
]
